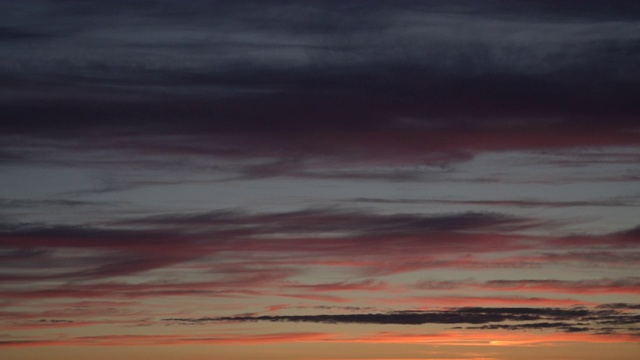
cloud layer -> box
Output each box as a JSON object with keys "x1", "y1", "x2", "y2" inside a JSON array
[{"x1": 1, "y1": 1, "x2": 640, "y2": 358}]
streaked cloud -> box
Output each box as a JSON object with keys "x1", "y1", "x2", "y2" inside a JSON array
[{"x1": 1, "y1": 1, "x2": 639, "y2": 359}]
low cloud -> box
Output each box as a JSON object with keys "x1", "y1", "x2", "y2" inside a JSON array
[{"x1": 165, "y1": 305, "x2": 640, "y2": 335}]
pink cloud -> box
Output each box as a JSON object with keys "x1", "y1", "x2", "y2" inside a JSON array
[
  {"x1": 376, "y1": 295, "x2": 595, "y2": 308},
  {"x1": 416, "y1": 277, "x2": 640, "y2": 295},
  {"x1": 284, "y1": 279, "x2": 391, "y2": 292}
]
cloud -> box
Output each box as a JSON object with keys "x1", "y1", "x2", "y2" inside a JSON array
[
  {"x1": 1, "y1": 3, "x2": 639, "y2": 356},
  {"x1": 0, "y1": 198, "x2": 99, "y2": 209},
  {"x1": 3, "y1": 320, "x2": 98, "y2": 331},
  {"x1": 350, "y1": 197, "x2": 636, "y2": 208},
  {"x1": 515, "y1": 277, "x2": 640, "y2": 294},
  {"x1": 464, "y1": 322, "x2": 591, "y2": 333},
  {"x1": 554, "y1": 226, "x2": 640, "y2": 248},
  {"x1": 378, "y1": 295, "x2": 595, "y2": 308},
  {"x1": 596, "y1": 303, "x2": 640, "y2": 310},
  {"x1": 0, "y1": 223, "x2": 219, "y2": 282},
  {"x1": 165, "y1": 305, "x2": 640, "y2": 335},
  {"x1": 119, "y1": 209, "x2": 542, "y2": 236},
  {"x1": 0, "y1": 332, "x2": 335, "y2": 348},
  {"x1": 0, "y1": 209, "x2": 534, "y2": 303},
  {"x1": 416, "y1": 277, "x2": 640, "y2": 295},
  {"x1": 285, "y1": 279, "x2": 390, "y2": 292},
  {"x1": 2, "y1": 1, "x2": 640, "y2": 173},
  {"x1": 1, "y1": 208, "x2": 638, "y2": 290},
  {"x1": 275, "y1": 293, "x2": 352, "y2": 304}
]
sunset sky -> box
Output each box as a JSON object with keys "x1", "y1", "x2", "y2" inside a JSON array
[{"x1": 1, "y1": 1, "x2": 640, "y2": 359}]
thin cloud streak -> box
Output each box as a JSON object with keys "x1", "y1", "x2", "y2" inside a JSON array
[
  {"x1": 416, "y1": 278, "x2": 640, "y2": 295},
  {"x1": 0, "y1": 332, "x2": 335, "y2": 348},
  {"x1": 350, "y1": 197, "x2": 637, "y2": 208}
]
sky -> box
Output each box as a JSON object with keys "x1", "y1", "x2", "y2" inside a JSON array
[{"x1": 1, "y1": 1, "x2": 640, "y2": 359}]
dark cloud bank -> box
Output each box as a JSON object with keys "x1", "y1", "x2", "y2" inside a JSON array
[{"x1": 2, "y1": 0, "x2": 640, "y2": 146}]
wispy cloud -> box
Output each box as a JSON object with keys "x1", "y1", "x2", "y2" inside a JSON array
[
  {"x1": 350, "y1": 197, "x2": 637, "y2": 208},
  {"x1": 0, "y1": 332, "x2": 335, "y2": 348},
  {"x1": 1, "y1": 208, "x2": 638, "y2": 291},
  {"x1": 416, "y1": 278, "x2": 640, "y2": 295}
]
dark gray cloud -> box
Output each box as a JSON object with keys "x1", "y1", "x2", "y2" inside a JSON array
[
  {"x1": 116, "y1": 209, "x2": 544, "y2": 241},
  {"x1": 465, "y1": 322, "x2": 591, "y2": 333},
  {"x1": 349, "y1": 197, "x2": 636, "y2": 208},
  {"x1": 596, "y1": 303, "x2": 640, "y2": 310},
  {"x1": 0, "y1": 198, "x2": 98, "y2": 209},
  {"x1": 2, "y1": 0, "x2": 640, "y2": 141},
  {"x1": 164, "y1": 305, "x2": 640, "y2": 335}
]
